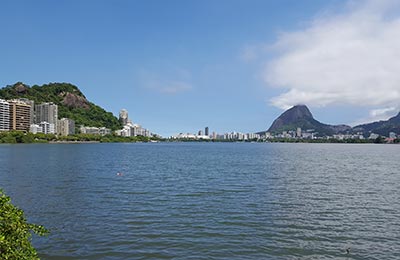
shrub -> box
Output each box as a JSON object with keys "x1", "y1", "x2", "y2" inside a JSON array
[{"x1": 0, "y1": 189, "x2": 48, "y2": 259}]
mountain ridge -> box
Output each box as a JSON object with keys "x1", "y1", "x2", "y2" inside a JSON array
[
  {"x1": 265, "y1": 105, "x2": 351, "y2": 136},
  {"x1": 261, "y1": 104, "x2": 400, "y2": 137},
  {"x1": 353, "y1": 112, "x2": 400, "y2": 136}
]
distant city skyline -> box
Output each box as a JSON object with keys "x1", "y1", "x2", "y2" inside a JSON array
[{"x1": 1, "y1": 0, "x2": 399, "y2": 137}]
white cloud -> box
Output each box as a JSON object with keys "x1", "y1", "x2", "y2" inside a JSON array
[
  {"x1": 352, "y1": 106, "x2": 398, "y2": 125},
  {"x1": 264, "y1": 0, "x2": 400, "y2": 119}
]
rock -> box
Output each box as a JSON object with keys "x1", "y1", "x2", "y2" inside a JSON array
[
  {"x1": 62, "y1": 92, "x2": 90, "y2": 109},
  {"x1": 14, "y1": 83, "x2": 28, "y2": 94}
]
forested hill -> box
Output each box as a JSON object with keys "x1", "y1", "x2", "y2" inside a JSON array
[{"x1": 0, "y1": 82, "x2": 122, "y2": 130}]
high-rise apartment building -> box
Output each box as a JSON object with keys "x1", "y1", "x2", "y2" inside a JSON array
[
  {"x1": 18, "y1": 98, "x2": 34, "y2": 124},
  {"x1": 35, "y1": 102, "x2": 58, "y2": 129},
  {"x1": 58, "y1": 118, "x2": 75, "y2": 136},
  {"x1": 119, "y1": 109, "x2": 129, "y2": 126},
  {"x1": 205, "y1": 127, "x2": 209, "y2": 136},
  {"x1": 0, "y1": 99, "x2": 10, "y2": 131},
  {"x1": 296, "y1": 127, "x2": 302, "y2": 138},
  {"x1": 9, "y1": 100, "x2": 31, "y2": 131}
]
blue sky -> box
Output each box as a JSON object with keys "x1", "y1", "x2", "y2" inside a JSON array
[{"x1": 2, "y1": 0, "x2": 399, "y2": 137}]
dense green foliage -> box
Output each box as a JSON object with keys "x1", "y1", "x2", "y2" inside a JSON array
[
  {"x1": 0, "y1": 82, "x2": 122, "y2": 131},
  {"x1": 0, "y1": 132, "x2": 53, "y2": 143},
  {"x1": 0, "y1": 131, "x2": 158, "y2": 144},
  {"x1": 59, "y1": 106, "x2": 120, "y2": 130},
  {"x1": 0, "y1": 189, "x2": 48, "y2": 260},
  {"x1": 57, "y1": 134, "x2": 156, "y2": 143},
  {"x1": 373, "y1": 136, "x2": 385, "y2": 144}
]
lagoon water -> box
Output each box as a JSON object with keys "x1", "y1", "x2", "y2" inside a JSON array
[{"x1": 0, "y1": 143, "x2": 399, "y2": 259}]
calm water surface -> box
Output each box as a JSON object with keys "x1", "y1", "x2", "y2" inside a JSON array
[{"x1": 0, "y1": 143, "x2": 399, "y2": 259}]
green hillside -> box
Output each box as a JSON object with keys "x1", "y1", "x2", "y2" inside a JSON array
[{"x1": 0, "y1": 82, "x2": 122, "y2": 131}]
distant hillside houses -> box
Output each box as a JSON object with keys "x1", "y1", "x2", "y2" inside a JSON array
[
  {"x1": 258, "y1": 127, "x2": 397, "y2": 142},
  {"x1": 265, "y1": 127, "x2": 366, "y2": 140}
]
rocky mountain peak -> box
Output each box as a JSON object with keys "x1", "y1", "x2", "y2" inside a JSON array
[
  {"x1": 267, "y1": 105, "x2": 314, "y2": 132},
  {"x1": 281, "y1": 105, "x2": 313, "y2": 120},
  {"x1": 265, "y1": 104, "x2": 351, "y2": 136}
]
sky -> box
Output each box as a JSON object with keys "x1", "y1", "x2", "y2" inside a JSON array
[{"x1": 1, "y1": 0, "x2": 399, "y2": 137}]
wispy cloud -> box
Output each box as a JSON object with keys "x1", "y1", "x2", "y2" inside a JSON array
[
  {"x1": 263, "y1": 0, "x2": 400, "y2": 119},
  {"x1": 352, "y1": 106, "x2": 398, "y2": 126},
  {"x1": 147, "y1": 79, "x2": 192, "y2": 94},
  {"x1": 139, "y1": 68, "x2": 193, "y2": 95},
  {"x1": 240, "y1": 45, "x2": 258, "y2": 62}
]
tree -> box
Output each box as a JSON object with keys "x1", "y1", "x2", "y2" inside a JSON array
[
  {"x1": 21, "y1": 134, "x2": 34, "y2": 143},
  {"x1": 0, "y1": 135, "x2": 16, "y2": 144},
  {"x1": 374, "y1": 135, "x2": 385, "y2": 144},
  {"x1": 0, "y1": 189, "x2": 48, "y2": 259}
]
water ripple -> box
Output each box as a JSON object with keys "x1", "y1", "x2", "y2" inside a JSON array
[{"x1": 0, "y1": 143, "x2": 399, "y2": 259}]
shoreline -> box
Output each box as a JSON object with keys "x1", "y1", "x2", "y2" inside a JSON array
[{"x1": 48, "y1": 141, "x2": 101, "y2": 144}]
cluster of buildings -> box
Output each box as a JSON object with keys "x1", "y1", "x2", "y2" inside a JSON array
[
  {"x1": 171, "y1": 127, "x2": 261, "y2": 141},
  {"x1": 171, "y1": 126, "x2": 399, "y2": 143},
  {"x1": 0, "y1": 99, "x2": 156, "y2": 138},
  {"x1": 368, "y1": 132, "x2": 398, "y2": 143},
  {"x1": 115, "y1": 109, "x2": 154, "y2": 137},
  {"x1": 263, "y1": 128, "x2": 317, "y2": 139},
  {"x1": 262, "y1": 128, "x2": 398, "y2": 141},
  {"x1": 0, "y1": 98, "x2": 75, "y2": 136},
  {"x1": 219, "y1": 132, "x2": 260, "y2": 141}
]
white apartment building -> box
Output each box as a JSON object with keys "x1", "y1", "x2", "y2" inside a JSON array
[
  {"x1": 29, "y1": 124, "x2": 42, "y2": 134},
  {"x1": 99, "y1": 127, "x2": 111, "y2": 136},
  {"x1": 80, "y1": 125, "x2": 111, "y2": 136},
  {"x1": 39, "y1": 122, "x2": 55, "y2": 134},
  {"x1": 0, "y1": 99, "x2": 10, "y2": 131}
]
